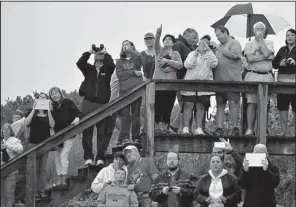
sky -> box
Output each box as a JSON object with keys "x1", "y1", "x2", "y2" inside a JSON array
[{"x1": 1, "y1": 1, "x2": 295, "y2": 103}]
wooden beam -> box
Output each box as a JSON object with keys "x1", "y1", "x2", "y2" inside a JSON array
[
  {"x1": 1, "y1": 81, "x2": 149, "y2": 178},
  {"x1": 154, "y1": 80, "x2": 295, "y2": 94},
  {"x1": 145, "y1": 82, "x2": 155, "y2": 158},
  {"x1": 25, "y1": 151, "x2": 36, "y2": 207},
  {"x1": 257, "y1": 84, "x2": 268, "y2": 144},
  {"x1": 154, "y1": 134, "x2": 296, "y2": 155}
]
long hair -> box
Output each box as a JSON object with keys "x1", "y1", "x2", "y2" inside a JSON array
[
  {"x1": 48, "y1": 86, "x2": 65, "y2": 109},
  {"x1": 1, "y1": 123, "x2": 15, "y2": 139},
  {"x1": 285, "y1": 28, "x2": 296, "y2": 45},
  {"x1": 120, "y1": 40, "x2": 136, "y2": 59}
]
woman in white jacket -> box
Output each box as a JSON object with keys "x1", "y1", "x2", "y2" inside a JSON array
[
  {"x1": 181, "y1": 40, "x2": 218, "y2": 135},
  {"x1": 1, "y1": 123, "x2": 24, "y2": 207},
  {"x1": 91, "y1": 152, "x2": 127, "y2": 194}
]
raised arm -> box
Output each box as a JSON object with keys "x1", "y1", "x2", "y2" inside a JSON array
[
  {"x1": 76, "y1": 51, "x2": 93, "y2": 76},
  {"x1": 154, "y1": 25, "x2": 162, "y2": 57}
]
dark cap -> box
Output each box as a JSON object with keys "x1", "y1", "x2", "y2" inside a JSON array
[{"x1": 144, "y1": 32, "x2": 155, "y2": 39}]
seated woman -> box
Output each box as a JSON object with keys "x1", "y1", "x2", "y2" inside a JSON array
[
  {"x1": 91, "y1": 152, "x2": 127, "y2": 194},
  {"x1": 153, "y1": 25, "x2": 183, "y2": 132},
  {"x1": 116, "y1": 40, "x2": 143, "y2": 144},
  {"x1": 272, "y1": 28, "x2": 296, "y2": 136},
  {"x1": 194, "y1": 155, "x2": 241, "y2": 207},
  {"x1": 1, "y1": 123, "x2": 24, "y2": 207},
  {"x1": 25, "y1": 92, "x2": 55, "y2": 200},
  {"x1": 49, "y1": 86, "x2": 81, "y2": 189},
  {"x1": 181, "y1": 39, "x2": 218, "y2": 135}
]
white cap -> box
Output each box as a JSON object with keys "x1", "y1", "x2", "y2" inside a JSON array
[{"x1": 123, "y1": 145, "x2": 138, "y2": 153}]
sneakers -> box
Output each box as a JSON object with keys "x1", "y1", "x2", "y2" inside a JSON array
[
  {"x1": 194, "y1": 128, "x2": 205, "y2": 135},
  {"x1": 182, "y1": 127, "x2": 190, "y2": 134},
  {"x1": 84, "y1": 159, "x2": 93, "y2": 166},
  {"x1": 169, "y1": 125, "x2": 178, "y2": 133},
  {"x1": 231, "y1": 127, "x2": 240, "y2": 136},
  {"x1": 245, "y1": 129, "x2": 254, "y2": 136},
  {"x1": 213, "y1": 127, "x2": 224, "y2": 136}
]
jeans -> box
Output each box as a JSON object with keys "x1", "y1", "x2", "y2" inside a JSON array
[
  {"x1": 37, "y1": 152, "x2": 49, "y2": 193},
  {"x1": 81, "y1": 98, "x2": 109, "y2": 161},
  {"x1": 138, "y1": 194, "x2": 152, "y2": 207},
  {"x1": 55, "y1": 139, "x2": 73, "y2": 175},
  {"x1": 1, "y1": 172, "x2": 18, "y2": 207}
]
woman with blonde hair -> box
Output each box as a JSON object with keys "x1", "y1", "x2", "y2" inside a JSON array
[
  {"x1": 1, "y1": 123, "x2": 24, "y2": 207},
  {"x1": 48, "y1": 86, "x2": 81, "y2": 189}
]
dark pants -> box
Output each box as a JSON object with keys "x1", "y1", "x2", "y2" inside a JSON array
[
  {"x1": 81, "y1": 98, "x2": 109, "y2": 162},
  {"x1": 155, "y1": 91, "x2": 176, "y2": 124},
  {"x1": 118, "y1": 97, "x2": 142, "y2": 143}
]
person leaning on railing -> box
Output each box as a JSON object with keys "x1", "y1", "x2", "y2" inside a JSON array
[
  {"x1": 24, "y1": 92, "x2": 55, "y2": 201},
  {"x1": 1, "y1": 123, "x2": 24, "y2": 207},
  {"x1": 48, "y1": 86, "x2": 82, "y2": 189},
  {"x1": 153, "y1": 24, "x2": 183, "y2": 132},
  {"x1": 272, "y1": 28, "x2": 296, "y2": 136},
  {"x1": 116, "y1": 40, "x2": 143, "y2": 144},
  {"x1": 243, "y1": 21, "x2": 275, "y2": 136}
]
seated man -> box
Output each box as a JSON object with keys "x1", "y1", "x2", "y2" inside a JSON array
[
  {"x1": 97, "y1": 168, "x2": 138, "y2": 207},
  {"x1": 91, "y1": 152, "x2": 127, "y2": 194},
  {"x1": 123, "y1": 145, "x2": 158, "y2": 207},
  {"x1": 149, "y1": 149, "x2": 198, "y2": 207},
  {"x1": 238, "y1": 144, "x2": 280, "y2": 207}
]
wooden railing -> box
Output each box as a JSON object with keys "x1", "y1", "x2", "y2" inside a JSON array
[{"x1": 1, "y1": 79, "x2": 295, "y2": 206}]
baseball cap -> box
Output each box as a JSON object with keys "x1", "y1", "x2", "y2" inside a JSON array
[
  {"x1": 123, "y1": 145, "x2": 138, "y2": 153},
  {"x1": 144, "y1": 32, "x2": 155, "y2": 39}
]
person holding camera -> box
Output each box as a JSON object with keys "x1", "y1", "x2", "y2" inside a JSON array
[
  {"x1": 25, "y1": 92, "x2": 55, "y2": 200},
  {"x1": 149, "y1": 149, "x2": 197, "y2": 207},
  {"x1": 272, "y1": 28, "x2": 296, "y2": 136},
  {"x1": 76, "y1": 44, "x2": 115, "y2": 167},
  {"x1": 116, "y1": 40, "x2": 143, "y2": 144},
  {"x1": 153, "y1": 25, "x2": 183, "y2": 132},
  {"x1": 1, "y1": 123, "x2": 24, "y2": 207}
]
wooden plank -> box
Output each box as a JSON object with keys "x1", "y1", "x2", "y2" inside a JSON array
[
  {"x1": 257, "y1": 84, "x2": 268, "y2": 144},
  {"x1": 1, "y1": 81, "x2": 149, "y2": 178},
  {"x1": 25, "y1": 151, "x2": 36, "y2": 207},
  {"x1": 145, "y1": 82, "x2": 155, "y2": 158},
  {"x1": 154, "y1": 134, "x2": 296, "y2": 155}
]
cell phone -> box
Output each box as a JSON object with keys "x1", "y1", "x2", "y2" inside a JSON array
[
  {"x1": 161, "y1": 63, "x2": 169, "y2": 69},
  {"x1": 214, "y1": 142, "x2": 225, "y2": 149},
  {"x1": 245, "y1": 153, "x2": 266, "y2": 167},
  {"x1": 161, "y1": 54, "x2": 171, "y2": 69},
  {"x1": 35, "y1": 99, "x2": 50, "y2": 110}
]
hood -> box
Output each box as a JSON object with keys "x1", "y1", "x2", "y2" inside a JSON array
[{"x1": 209, "y1": 169, "x2": 228, "y2": 180}]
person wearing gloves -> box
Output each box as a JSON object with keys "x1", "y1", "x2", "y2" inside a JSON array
[
  {"x1": 91, "y1": 152, "x2": 127, "y2": 194},
  {"x1": 76, "y1": 44, "x2": 115, "y2": 167},
  {"x1": 194, "y1": 155, "x2": 241, "y2": 207},
  {"x1": 96, "y1": 168, "x2": 138, "y2": 207},
  {"x1": 1, "y1": 123, "x2": 24, "y2": 207},
  {"x1": 238, "y1": 144, "x2": 280, "y2": 207},
  {"x1": 152, "y1": 25, "x2": 183, "y2": 132},
  {"x1": 116, "y1": 40, "x2": 143, "y2": 144},
  {"x1": 181, "y1": 39, "x2": 218, "y2": 135}
]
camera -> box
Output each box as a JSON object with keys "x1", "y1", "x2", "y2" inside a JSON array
[
  {"x1": 92, "y1": 44, "x2": 104, "y2": 52},
  {"x1": 168, "y1": 187, "x2": 173, "y2": 192},
  {"x1": 285, "y1": 58, "x2": 292, "y2": 65}
]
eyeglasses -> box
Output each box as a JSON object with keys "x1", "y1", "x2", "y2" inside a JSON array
[{"x1": 144, "y1": 37, "x2": 154, "y2": 40}]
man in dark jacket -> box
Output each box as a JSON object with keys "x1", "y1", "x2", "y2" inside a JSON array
[
  {"x1": 149, "y1": 149, "x2": 198, "y2": 207},
  {"x1": 76, "y1": 44, "x2": 115, "y2": 166},
  {"x1": 238, "y1": 144, "x2": 280, "y2": 207}
]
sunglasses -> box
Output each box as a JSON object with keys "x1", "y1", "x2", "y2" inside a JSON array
[{"x1": 144, "y1": 37, "x2": 154, "y2": 40}]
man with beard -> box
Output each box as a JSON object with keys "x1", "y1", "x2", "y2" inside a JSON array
[{"x1": 149, "y1": 149, "x2": 198, "y2": 207}]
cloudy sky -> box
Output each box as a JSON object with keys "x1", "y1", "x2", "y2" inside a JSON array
[{"x1": 1, "y1": 2, "x2": 295, "y2": 103}]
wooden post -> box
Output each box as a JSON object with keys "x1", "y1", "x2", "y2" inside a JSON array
[
  {"x1": 26, "y1": 151, "x2": 36, "y2": 207},
  {"x1": 145, "y1": 82, "x2": 155, "y2": 158},
  {"x1": 257, "y1": 84, "x2": 268, "y2": 145}
]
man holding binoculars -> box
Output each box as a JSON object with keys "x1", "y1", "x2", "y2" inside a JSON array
[{"x1": 76, "y1": 44, "x2": 115, "y2": 167}]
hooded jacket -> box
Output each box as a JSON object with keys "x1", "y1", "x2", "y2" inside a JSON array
[
  {"x1": 76, "y1": 52, "x2": 115, "y2": 103},
  {"x1": 194, "y1": 170, "x2": 241, "y2": 207},
  {"x1": 97, "y1": 182, "x2": 138, "y2": 207}
]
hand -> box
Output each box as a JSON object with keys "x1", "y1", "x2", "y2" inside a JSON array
[
  {"x1": 135, "y1": 71, "x2": 142, "y2": 77},
  {"x1": 71, "y1": 117, "x2": 80, "y2": 126},
  {"x1": 48, "y1": 101, "x2": 53, "y2": 111},
  {"x1": 220, "y1": 196, "x2": 227, "y2": 203},
  {"x1": 262, "y1": 157, "x2": 269, "y2": 171},
  {"x1": 255, "y1": 31, "x2": 264, "y2": 40},
  {"x1": 162, "y1": 186, "x2": 169, "y2": 195},
  {"x1": 287, "y1": 57, "x2": 296, "y2": 66},
  {"x1": 159, "y1": 57, "x2": 168, "y2": 66},
  {"x1": 102, "y1": 181, "x2": 111, "y2": 189},
  {"x1": 219, "y1": 138, "x2": 233, "y2": 153},
  {"x1": 279, "y1": 59, "x2": 287, "y2": 66},
  {"x1": 1, "y1": 143, "x2": 7, "y2": 150},
  {"x1": 243, "y1": 157, "x2": 249, "y2": 172},
  {"x1": 32, "y1": 100, "x2": 37, "y2": 110},
  {"x1": 127, "y1": 184, "x2": 135, "y2": 191},
  {"x1": 171, "y1": 186, "x2": 181, "y2": 194},
  {"x1": 156, "y1": 24, "x2": 162, "y2": 34},
  {"x1": 206, "y1": 197, "x2": 213, "y2": 203}
]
